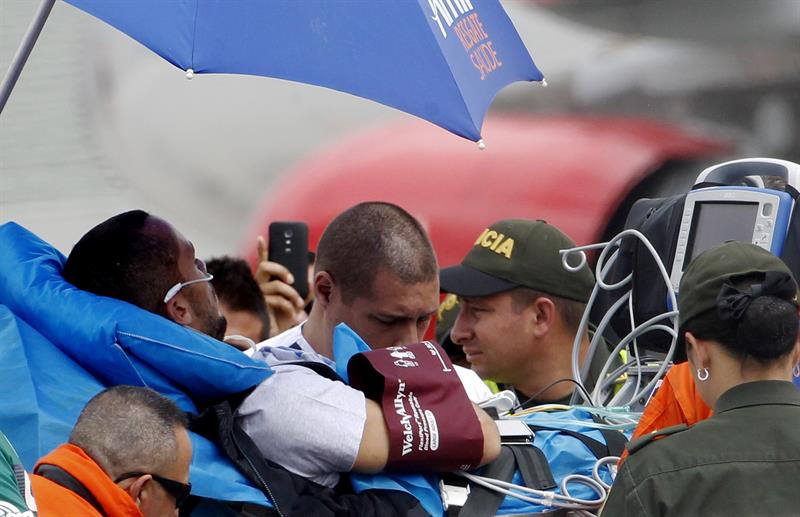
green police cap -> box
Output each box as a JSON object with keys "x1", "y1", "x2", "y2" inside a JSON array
[
  {"x1": 675, "y1": 241, "x2": 798, "y2": 361},
  {"x1": 440, "y1": 219, "x2": 595, "y2": 303},
  {"x1": 435, "y1": 294, "x2": 465, "y2": 363}
]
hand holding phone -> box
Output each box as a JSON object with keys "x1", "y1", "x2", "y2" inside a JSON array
[
  {"x1": 255, "y1": 236, "x2": 306, "y2": 336},
  {"x1": 267, "y1": 221, "x2": 309, "y2": 301}
]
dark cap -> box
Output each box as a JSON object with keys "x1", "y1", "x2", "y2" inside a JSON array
[
  {"x1": 435, "y1": 294, "x2": 465, "y2": 363},
  {"x1": 675, "y1": 241, "x2": 798, "y2": 361},
  {"x1": 440, "y1": 219, "x2": 594, "y2": 303}
]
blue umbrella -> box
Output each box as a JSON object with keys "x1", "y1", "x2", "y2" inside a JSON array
[{"x1": 0, "y1": 0, "x2": 544, "y2": 143}]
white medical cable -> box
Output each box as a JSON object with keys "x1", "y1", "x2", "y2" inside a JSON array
[
  {"x1": 456, "y1": 454, "x2": 615, "y2": 512},
  {"x1": 604, "y1": 322, "x2": 676, "y2": 407},
  {"x1": 562, "y1": 244, "x2": 628, "y2": 406},
  {"x1": 515, "y1": 417, "x2": 636, "y2": 432},
  {"x1": 561, "y1": 229, "x2": 680, "y2": 410},
  {"x1": 592, "y1": 317, "x2": 675, "y2": 403},
  {"x1": 592, "y1": 313, "x2": 676, "y2": 405},
  {"x1": 626, "y1": 293, "x2": 643, "y2": 406},
  {"x1": 592, "y1": 456, "x2": 620, "y2": 490},
  {"x1": 581, "y1": 288, "x2": 631, "y2": 403},
  {"x1": 595, "y1": 356, "x2": 662, "y2": 400},
  {"x1": 610, "y1": 230, "x2": 679, "y2": 406},
  {"x1": 457, "y1": 471, "x2": 605, "y2": 510}
]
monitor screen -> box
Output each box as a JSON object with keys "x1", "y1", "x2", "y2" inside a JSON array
[{"x1": 684, "y1": 201, "x2": 759, "y2": 267}]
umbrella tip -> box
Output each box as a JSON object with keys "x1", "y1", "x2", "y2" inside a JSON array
[
  {"x1": 477, "y1": 139, "x2": 486, "y2": 151},
  {"x1": 185, "y1": 68, "x2": 195, "y2": 80}
]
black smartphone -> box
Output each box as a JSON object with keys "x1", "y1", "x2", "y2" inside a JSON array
[{"x1": 268, "y1": 221, "x2": 309, "y2": 300}]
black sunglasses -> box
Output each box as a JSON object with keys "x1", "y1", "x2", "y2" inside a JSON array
[{"x1": 115, "y1": 471, "x2": 192, "y2": 508}]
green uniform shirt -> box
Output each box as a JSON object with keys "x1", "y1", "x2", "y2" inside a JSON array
[
  {"x1": 0, "y1": 432, "x2": 35, "y2": 516},
  {"x1": 506, "y1": 330, "x2": 616, "y2": 407},
  {"x1": 602, "y1": 380, "x2": 800, "y2": 517}
]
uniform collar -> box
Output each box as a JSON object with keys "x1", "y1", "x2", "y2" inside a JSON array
[{"x1": 714, "y1": 380, "x2": 800, "y2": 414}]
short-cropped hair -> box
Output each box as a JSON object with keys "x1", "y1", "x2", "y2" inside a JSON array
[
  {"x1": 509, "y1": 287, "x2": 587, "y2": 334},
  {"x1": 206, "y1": 256, "x2": 270, "y2": 340},
  {"x1": 69, "y1": 386, "x2": 189, "y2": 479},
  {"x1": 62, "y1": 210, "x2": 180, "y2": 316},
  {"x1": 315, "y1": 202, "x2": 437, "y2": 303}
]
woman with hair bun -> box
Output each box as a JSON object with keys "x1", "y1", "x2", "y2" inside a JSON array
[{"x1": 603, "y1": 242, "x2": 800, "y2": 516}]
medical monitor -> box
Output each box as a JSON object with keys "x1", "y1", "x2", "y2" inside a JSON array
[
  {"x1": 669, "y1": 186, "x2": 793, "y2": 292},
  {"x1": 685, "y1": 201, "x2": 759, "y2": 266}
]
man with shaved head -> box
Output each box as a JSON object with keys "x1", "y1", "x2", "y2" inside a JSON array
[
  {"x1": 296, "y1": 201, "x2": 440, "y2": 358},
  {"x1": 31, "y1": 386, "x2": 192, "y2": 516},
  {"x1": 241, "y1": 201, "x2": 497, "y2": 487}
]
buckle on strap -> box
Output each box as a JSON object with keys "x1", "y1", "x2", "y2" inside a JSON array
[{"x1": 440, "y1": 474, "x2": 470, "y2": 509}]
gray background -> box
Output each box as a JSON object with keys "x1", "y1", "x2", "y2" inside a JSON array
[{"x1": 2, "y1": 0, "x2": 798, "y2": 257}]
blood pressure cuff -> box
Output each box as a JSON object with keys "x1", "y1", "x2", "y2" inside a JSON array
[{"x1": 347, "y1": 341, "x2": 484, "y2": 472}]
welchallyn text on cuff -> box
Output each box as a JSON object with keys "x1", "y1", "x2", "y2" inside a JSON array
[{"x1": 348, "y1": 341, "x2": 484, "y2": 472}]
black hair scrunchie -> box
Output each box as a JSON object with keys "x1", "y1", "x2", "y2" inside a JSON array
[{"x1": 716, "y1": 271, "x2": 797, "y2": 322}]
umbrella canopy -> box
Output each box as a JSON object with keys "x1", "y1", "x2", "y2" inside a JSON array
[{"x1": 62, "y1": 0, "x2": 544, "y2": 142}]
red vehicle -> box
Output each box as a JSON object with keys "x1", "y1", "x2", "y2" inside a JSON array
[{"x1": 247, "y1": 115, "x2": 728, "y2": 269}]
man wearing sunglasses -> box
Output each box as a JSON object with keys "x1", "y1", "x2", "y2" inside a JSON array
[{"x1": 30, "y1": 386, "x2": 192, "y2": 517}]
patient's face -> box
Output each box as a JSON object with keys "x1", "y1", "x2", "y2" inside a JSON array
[
  {"x1": 149, "y1": 217, "x2": 227, "y2": 340},
  {"x1": 175, "y1": 234, "x2": 227, "y2": 341},
  {"x1": 328, "y1": 269, "x2": 439, "y2": 349}
]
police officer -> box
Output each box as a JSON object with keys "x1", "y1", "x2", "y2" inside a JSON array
[
  {"x1": 602, "y1": 242, "x2": 800, "y2": 516},
  {"x1": 440, "y1": 219, "x2": 608, "y2": 406}
]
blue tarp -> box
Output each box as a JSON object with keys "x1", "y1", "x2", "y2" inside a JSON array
[{"x1": 0, "y1": 222, "x2": 273, "y2": 506}]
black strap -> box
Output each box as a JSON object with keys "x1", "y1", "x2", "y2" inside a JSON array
[
  {"x1": 35, "y1": 463, "x2": 109, "y2": 517},
  {"x1": 691, "y1": 181, "x2": 726, "y2": 190},
  {"x1": 456, "y1": 444, "x2": 560, "y2": 517},
  {"x1": 526, "y1": 424, "x2": 610, "y2": 459},
  {"x1": 591, "y1": 415, "x2": 629, "y2": 457},
  {"x1": 190, "y1": 397, "x2": 424, "y2": 517},
  {"x1": 457, "y1": 446, "x2": 515, "y2": 517},
  {"x1": 199, "y1": 399, "x2": 293, "y2": 516},
  {"x1": 12, "y1": 463, "x2": 26, "y2": 503},
  {"x1": 509, "y1": 445, "x2": 556, "y2": 490},
  {"x1": 597, "y1": 427, "x2": 627, "y2": 457}
]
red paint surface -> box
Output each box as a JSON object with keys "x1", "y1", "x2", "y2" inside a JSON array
[{"x1": 247, "y1": 115, "x2": 726, "y2": 268}]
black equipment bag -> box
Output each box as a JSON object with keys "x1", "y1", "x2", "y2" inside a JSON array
[
  {"x1": 598, "y1": 192, "x2": 687, "y2": 354},
  {"x1": 599, "y1": 184, "x2": 800, "y2": 354}
]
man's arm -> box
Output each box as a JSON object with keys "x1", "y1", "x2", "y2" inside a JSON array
[
  {"x1": 353, "y1": 399, "x2": 501, "y2": 473},
  {"x1": 236, "y1": 364, "x2": 369, "y2": 487},
  {"x1": 237, "y1": 364, "x2": 501, "y2": 483}
]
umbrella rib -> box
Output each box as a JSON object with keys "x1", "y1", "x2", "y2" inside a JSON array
[{"x1": 190, "y1": 0, "x2": 200, "y2": 71}]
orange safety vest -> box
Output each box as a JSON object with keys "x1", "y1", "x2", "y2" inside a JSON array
[
  {"x1": 31, "y1": 444, "x2": 143, "y2": 517},
  {"x1": 620, "y1": 362, "x2": 712, "y2": 463}
]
